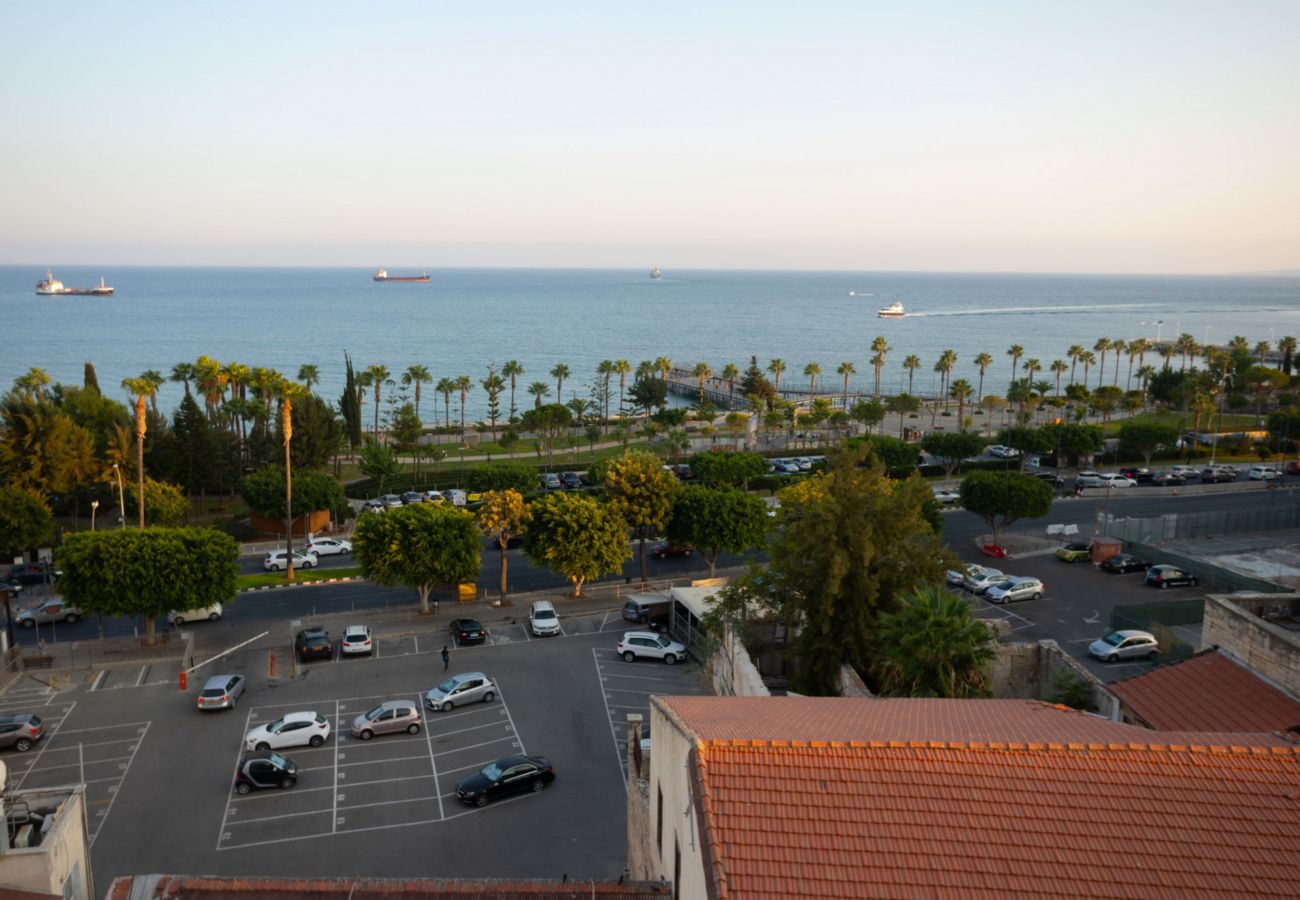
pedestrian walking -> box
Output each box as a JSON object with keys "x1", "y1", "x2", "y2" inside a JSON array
[{"x1": 441, "y1": 645, "x2": 450, "y2": 671}]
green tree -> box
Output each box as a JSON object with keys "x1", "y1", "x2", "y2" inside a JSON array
[
  {"x1": 520, "y1": 403, "x2": 573, "y2": 469},
  {"x1": 920, "y1": 431, "x2": 984, "y2": 482},
  {"x1": 524, "y1": 491, "x2": 631, "y2": 597},
  {"x1": 667, "y1": 485, "x2": 768, "y2": 577},
  {"x1": 849, "y1": 398, "x2": 886, "y2": 435},
  {"x1": 239, "y1": 468, "x2": 348, "y2": 520},
  {"x1": 476, "y1": 489, "x2": 529, "y2": 600},
  {"x1": 1118, "y1": 421, "x2": 1180, "y2": 467},
  {"x1": 739, "y1": 356, "x2": 777, "y2": 409},
  {"x1": 603, "y1": 450, "x2": 679, "y2": 582},
  {"x1": 280, "y1": 392, "x2": 344, "y2": 470},
  {"x1": 390, "y1": 402, "x2": 423, "y2": 456},
  {"x1": 57, "y1": 528, "x2": 238, "y2": 644},
  {"x1": 0, "y1": 487, "x2": 54, "y2": 559},
  {"x1": 1041, "y1": 422, "x2": 1105, "y2": 465},
  {"x1": 353, "y1": 503, "x2": 481, "y2": 613},
  {"x1": 628, "y1": 376, "x2": 668, "y2": 414},
  {"x1": 358, "y1": 444, "x2": 401, "y2": 495},
  {"x1": 339, "y1": 353, "x2": 362, "y2": 451},
  {"x1": 885, "y1": 393, "x2": 921, "y2": 438},
  {"x1": 958, "y1": 470, "x2": 1053, "y2": 544},
  {"x1": 123, "y1": 478, "x2": 187, "y2": 526},
  {"x1": 872, "y1": 587, "x2": 995, "y2": 698},
  {"x1": 467, "y1": 462, "x2": 537, "y2": 493},
  {"x1": 169, "y1": 393, "x2": 214, "y2": 500},
  {"x1": 502, "y1": 360, "x2": 524, "y2": 422},
  {"x1": 550, "y1": 362, "x2": 571, "y2": 403},
  {"x1": 402, "y1": 364, "x2": 432, "y2": 420},
  {"x1": 688, "y1": 450, "x2": 769, "y2": 488},
  {"x1": 851, "y1": 434, "x2": 920, "y2": 472},
  {"x1": 480, "y1": 367, "x2": 505, "y2": 439}
]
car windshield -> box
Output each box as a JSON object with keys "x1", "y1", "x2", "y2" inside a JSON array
[
  {"x1": 266, "y1": 718, "x2": 286, "y2": 733},
  {"x1": 535, "y1": 609, "x2": 556, "y2": 620},
  {"x1": 1102, "y1": 633, "x2": 1124, "y2": 647},
  {"x1": 656, "y1": 636, "x2": 672, "y2": 649},
  {"x1": 435, "y1": 678, "x2": 457, "y2": 693},
  {"x1": 364, "y1": 705, "x2": 384, "y2": 720},
  {"x1": 992, "y1": 580, "x2": 1014, "y2": 590},
  {"x1": 480, "y1": 761, "x2": 503, "y2": 780},
  {"x1": 461, "y1": 621, "x2": 481, "y2": 630},
  {"x1": 269, "y1": 751, "x2": 288, "y2": 767}
]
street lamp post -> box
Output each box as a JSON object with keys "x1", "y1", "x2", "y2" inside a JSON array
[
  {"x1": 91, "y1": 500, "x2": 99, "y2": 531},
  {"x1": 112, "y1": 464, "x2": 126, "y2": 528}
]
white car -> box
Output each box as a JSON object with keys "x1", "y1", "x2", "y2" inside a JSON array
[
  {"x1": 1097, "y1": 473, "x2": 1136, "y2": 488},
  {"x1": 1247, "y1": 466, "x2": 1281, "y2": 481},
  {"x1": 985, "y1": 576, "x2": 1045, "y2": 604},
  {"x1": 444, "y1": 489, "x2": 467, "y2": 507},
  {"x1": 1169, "y1": 464, "x2": 1201, "y2": 477},
  {"x1": 380, "y1": 494, "x2": 403, "y2": 509},
  {"x1": 932, "y1": 487, "x2": 960, "y2": 505},
  {"x1": 244, "y1": 711, "x2": 332, "y2": 751},
  {"x1": 1088, "y1": 630, "x2": 1159, "y2": 662},
  {"x1": 529, "y1": 600, "x2": 561, "y2": 636},
  {"x1": 167, "y1": 602, "x2": 223, "y2": 625},
  {"x1": 263, "y1": 550, "x2": 317, "y2": 571},
  {"x1": 617, "y1": 631, "x2": 688, "y2": 664},
  {"x1": 986, "y1": 445, "x2": 1020, "y2": 458},
  {"x1": 963, "y1": 566, "x2": 1006, "y2": 594},
  {"x1": 306, "y1": 538, "x2": 352, "y2": 556},
  {"x1": 340, "y1": 624, "x2": 373, "y2": 655}
]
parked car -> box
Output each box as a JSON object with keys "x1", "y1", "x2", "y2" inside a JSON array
[
  {"x1": 244, "y1": 711, "x2": 331, "y2": 751},
  {"x1": 450, "y1": 618, "x2": 488, "y2": 645},
  {"x1": 1118, "y1": 467, "x2": 1153, "y2": 483},
  {"x1": 1150, "y1": 471, "x2": 1186, "y2": 487},
  {"x1": 234, "y1": 750, "x2": 299, "y2": 794},
  {"x1": 264, "y1": 549, "x2": 317, "y2": 572},
  {"x1": 1055, "y1": 542, "x2": 1091, "y2": 563},
  {"x1": 1247, "y1": 466, "x2": 1282, "y2": 481},
  {"x1": 340, "y1": 624, "x2": 372, "y2": 655},
  {"x1": 380, "y1": 494, "x2": 404, "y2": 508},
  {"x1": 559, "y1": 471, "x2": 584, "y2": 489},
  {"x1": 306, "y1": 537, "x2": 352, "y2": 556},
  {"x1": 1287, "y1": 461, "x2": 1300, "y2": 475},
  {"x1": 985, "y1": 444, "x2": 1019, "y2": 458},
  {"x1": 443, "y1": 489, "x2": 468, "y2": 507},
  {"x1": 1169, "y1": 464, "x2": 1202, "y2": 477},
  {"x1": 529, "y1": 600, "x2": 560, "y2": 636},
  {"x1": 651, "y1": 541, "x2": 693, "y2": 560},
  {"x1": 360, "y1": 499, "x2": 386, "y2": 514},
  {"x1": 617, "y1": 631, "x2": 688, "y2": 664},
  {"x1": 0, "y1": 714, "x2": 44, "y2": 752},
  {"x1": 1029, "y1": 471, "x2": 1065, "y2": 487},
  {"x1": 2, "y1": 563, "x2": 61, "y2": 587},
  {"x1": 455, "y1": 754, "x2": 555, "y2": 807},
  {"x1": 425, "y1": 490, "x2": 445, "y2": 503},
  {"x1": 13, "y1": 598, "x2": 82, "y2": 627},
  {"x1": 962, "y1": 566, "x2": 1006, "y2": 594},
  {"x1": 1100, "y1": 554, "x2": 1150, "y2": 574},
  {"x1": 424, "y1": 672, "x2": 496, "y2": 711},
  {"x1": 539, "y1": 472, "x2": 562, "y2": 491},
  {"x1": 400, "y1": 491, "x2": 426, "y2": 505},
  {"x1": 167, "y1": 602, "x2": 223, "y2": 625},
  {"x1": 622, "y1": 596, "x2": 670, "y2": 628},
  {"x1": 1098, "y1": 473, "x2": 1136, "y2": 488},
  {"x1": 946, "y1": 565, "x2": 975, "y2": 588},
  {"x1": 1200, "y1": 466, "x2": 1236, "y2": 483},
  {"x1": 295, "y1": 626, "x2": 333, "y2": 661},
  {"x1": 1088, "y1": 630, "x2": 1159, "y2": 662},
  {"x1": 1145, "y1": 565, "x2": 1199, "y2": 589},
  {"x1": 984, "y1": 577, "x2": 1045, "y2": 604},
  {"x1": 351, "y1": 700, "x2": 421, "y2": 740},
  {"x1": 197, "y1": 674, "x2": 245, "y2": 711},
  {"x1": 932, "y1": 487, "x2": 960, "y2": 505}
]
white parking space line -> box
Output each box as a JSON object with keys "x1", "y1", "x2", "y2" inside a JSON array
[
  {"x1": 336, "y1": 753, "x2": 429, "y2": 769},
  {"x1": 331, "y1": 699, "x2": 340, "y2": 833},
  {"x1": 592, "y1": 648, "x2": 626, "y2": 788},
  {"x1": 217, "y1": 703, "x2": 258, "y2": 849},
  {"x1": 88, "y1": 721, "x2": 149, "y2": 846},
  {"x1": 13, "y1": 701, "x2": 77, "y2": 791},
  {"x1": 421, "y1": 697, "x2": 446, "y2": 821},
  {"x1": 429, "y1": 717, "x2": 512, "y2": 740},
  {"x1": 433, "y1": 736, "x2": 516, "y2": 759}
]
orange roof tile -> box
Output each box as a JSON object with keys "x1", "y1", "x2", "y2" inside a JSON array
[
  {"x1": 660, "y1": 697, "x2": 1300, "y2": 898},
  {"x1": 1110, "y1": 650, "x2": 1300, "y2": 733}
]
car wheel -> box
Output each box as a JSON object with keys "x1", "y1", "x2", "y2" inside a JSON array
[
  {"x1": 173, "y1": 617, "x2": 186, "y2": 626},
  {"x1": 406, "y1": 723, "x2": 420, "y2": 735},
  {"x1": 1160, "y1": 581, "x2": 1169, "y2": 590},
  {"x1": 623, "y1": 651, "x2": 636, "y2": 663},
  {"x1": 442, "y1": 701, "x2": 453, "y2": 712},
  {"x1": 256, "y1": 742, "x2": 270, "y2": 751},
  {"x1": 229, "y1": 696, "x2": 236, "y2": 708},
  {"x1": 15, "y1": 738, "x2": 32, "y2": 752},
  {"x1": 280, "y1": 776, "x2": 296, "y2": 790},
  {"x1": 1107, "y1": 653, "x2": 1118, "y2": 663},
  {"x1": 1030, "y1": 592, "x2": 1042, "y2": 601},
  {"x1": 483, "y1": 691, "x2": 494, "y2": 703},
  {"x1": 474, "y1": 795, "x2": 488, "y2": 808},
  {"x1": 359, "y1": 729, "x2": 373, "y2": 741},
  {"x1": 309, "y1": 735, "x2": 324, "y2": 748},
  {"x1": 208, "y1": 612, "x2": 220, "y2": 621},
  {"x1": 531, "y1": 778, "x2": 545, "y2": 793},
  {"x1": 664, "y1": 654, "x2": 678, "y2": 665},
  {"x1": 236, "y1": 782, "x2": 252, "y2": 795},
  {"x1": 1145, "y1": 650, "x2": 1157, "y2": 660}
]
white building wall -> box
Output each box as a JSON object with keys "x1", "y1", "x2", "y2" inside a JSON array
[{"x1": 646, "y1": 700, "x2": 709, "y2": 898}]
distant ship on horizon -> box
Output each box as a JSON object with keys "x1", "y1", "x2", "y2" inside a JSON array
[
  {"x1": 373, "y1": 268, "x2": 430, "y2": 283},
  {"x1": 36, "y1": 271, "x2": 114, "y2": 296},
  {"x1": 649, "y1": 266, "x2": 662, "y2": 279}
]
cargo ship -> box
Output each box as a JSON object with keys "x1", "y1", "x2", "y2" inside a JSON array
[
  {"x1": 35, "y1": 272, "x2": 115, "y2": 296},
  {"x1": 373, "y1": 268, "x2": 430, "y2": 283},
  {"x1": 649, "y1": 266, "x2": 662, "y2": 279}
]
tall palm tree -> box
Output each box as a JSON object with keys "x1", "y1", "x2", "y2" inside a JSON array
[
  {"x1": 836, "y1": 361, "x2": 855, "y2": 408},
  {"x1": 193, "y1": 355, "x2": 224, "y2": 420},
  {"x1": 502, "y1": 360, "x2": 524, "y2": 421},
  {"x1": 297, "y1": 364, "x2": 320, "y2": 393},
  {"x1": 949, "y1": 378, "x2": 973, "y2": 430},
  {"x1": 1006, "y1": 344, "x2": 1023, "y2": 391},
  {"x1": 902, "y1": 355, "x2": 921, "y2": 395},
  {"x1": 1158, "y1": 344, "x2": 1176, "y2": 371},
  {"x1": 1110, "y1": 339, "x2": 1125, "y2": 385},
  {"x1": 364, "y1": 365, "x2": 390, "y2": 437},
  {"x1": 721, "y1": 362, "x2": 740, "y2": 409},
  {"x1": 1066, "y1": 344, "x2": 1084, "y2": 384},
  {"x1": 455, "y1": 375, "x2": 472, "y2": 437},
  {"x1": 655, "y1": 356, "x2": 673, "y2": 381},
  {"x1": 550, "y1": 363, "x2": 571, "y2": 403},
  {"x1": 1125, "y1": 339, "x2": 1147, "y2": 392},
  {"x1": 527, "y1": 381, "x2": 550, "y2": 408},
  {"x1": 597, "y1": 360, "x2": 615, "y2": 426},
  {"x1": 1093, "y1": 337, "x2": 1112, "y2": 385},
  {"x1": 613, "y1": 360, "x2": 632, "y2": 418},
  {"x1": 1136, "y1": 365, "x2": 1156, "y2": 404},
  {"x1": 803, "y1": 361, "x2": 821, "y2": 394},
  {"x1": 973, "y1": 352, "x2": 993, "y2": 401},
  {"x1": 1176, "y1": 333, "x2": 1197, "y2": 371},
  {"x1": 1021, "y1": 358, "x2": 1041, "y2": 387},
  {"x1": 767, "y1": 358, "x2": 786, "y2": 391},
  {"x1": 121, "y1": 376, "x2": 156, "y2": 528},
  {"x1": 635, "y1": 360, "x2": 656, "y2": 383},
  {"x1": 869, "y1": 336, "x2": 891, "y2": 397},
  {"x1": 435, "y1": 377, "x2": 455, "y2": 428},
  {"x1": 1255, "y1": 340, "x2": 1271, "y2": 366},
  {"x1": 1278, "y1": 335, "x2": 1298, "y2": 373},
  {"x1": 1079, "y1": 351, "x2": 1097, "y2": 389},
  {"x1": 402, "y1": 365, "x2": 432, "y2": 419},
  {"x1": 693, "y1": 362, "x2": 713, "y2": 402},
  {"x1": 1049, "y1": 359, "x2": 1068, "y2": 396}
]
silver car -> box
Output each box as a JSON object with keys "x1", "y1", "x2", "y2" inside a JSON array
[
  {"x1": 962, "y1": 566, "x2": 1005, "y2": 594},
  {"x1": 984, "y1": 577, "x2": 1045, "y2": 604},
  {"x1": 1088, "y1": 630, "x2": 1159, "y2": 662},
  {"x1": 14, "y1": 598, "x2": 82, "y2": 627},
  {"x1": 197, "y1": 674, "x2": 245, "y2": 711},
  {"x1": 423, "y1": 672, "x2": 496, "y2": 711},
  {"x1": 351, "y1": 700, "x2": 421, "y2": 740}
]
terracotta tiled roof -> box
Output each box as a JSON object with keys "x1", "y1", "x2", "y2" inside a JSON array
[
  {"x1": 659, "y1": 697, "x2": 1300, "y2": 899},
  {"x1": 1110, "y1": 650, "x2": 1300, "y2": 733},
  {"x1": 104, "y1": 877, "x2": 670, "y2": 899}
]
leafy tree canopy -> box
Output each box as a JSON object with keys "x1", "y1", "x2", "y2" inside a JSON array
[
  {"x1": 628, "y1": 377, "x2": 668, "y2": 413},
  {"x1": 240, "y1": 467, "x2": 348, "y2": 519},
  {"x1": 1040, "y1": 422, "x2": 1105, "y2": 463},
  {"x1": 358, "y1": 443, "x2": 401, "y2": 494},
  {"x1": 1118, "y1": 421, "x2": 1181, "y2": 465},
  {"x1": 920, "y1": 432, "x2": 984, "y2": 478},
  {"x1": 871, "y1": 587, "x2": 995, "y2": 698},
  {"x1": 123, "y1": 477, "x2": 188, "y2": 526},
  {"x1": 352, "y1": 503, "x2": 481, "y2": 613},
  {"x1": 0, "y1": 487, "x2": 54, "y2": 559},
  {"x1": 847, "y1": 434, "x2": 920, "y2": 472},
  {"x1": 467, "y1": 462, "x2": 538, "y2": 494},
  {"x1": 651, "y1": 407, "x2": 687, "y2": 428},
  {"x1": 666, "y1": 485, "x2": 768, "y2": 577},
  {"x1": 958, "y1": 470, "x2": 1053, "y2": 544},
  {"x1": 279, "y1": 392, "x2": 345, "y2": 469},
  {"x1": 523, "y1": 491, "x2": 630, "y2": 596},
  {"x1": 476, "y1": 488, "x2": 529, "y2": 598},
  {"x1": 688, "y1": 450, "x2": 768, "y2": 488},
  {"x1": 603, "y1": 450, "x2": 679, "y2": 581}
]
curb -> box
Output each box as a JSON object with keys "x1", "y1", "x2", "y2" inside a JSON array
[{"x1": 240, "y1": 576, "x2": 366, "y2": 594}]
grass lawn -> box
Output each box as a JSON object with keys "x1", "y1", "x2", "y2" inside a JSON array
[
  {"x1": 1101, "y1": 410, "x2": 1265, "y2": 433},
  {"x1": 236, "y1": 565, "x2": 363, "y2": 592}
]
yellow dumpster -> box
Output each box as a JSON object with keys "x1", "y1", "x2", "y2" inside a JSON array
[{"x1": 458, "y1": 583, "x2": 477, "y2": 602}]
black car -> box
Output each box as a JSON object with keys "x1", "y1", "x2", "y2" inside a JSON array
[
  {"x1": 1200, "y1": 467, "x2": 1236, "y2": 484},
  {"x1": 2, "y1": 563, "x2": 61, "y2": 587},
  {"x1": 295, "y1": 627, "x2": 333, "y2": 661},
  {"x1": 1118, "y1": 467, "x2": 1154, "y2": 483},
  {"x1": 400, "y1": 491, "x2": 426, "y2": 505},
  {"x1": 1145, "y1": 564, "x2": 1199, "y2": 589},
  {"x1": 1150, "y1": 471, "x2": 1185, "y2": 487},
  {"x1": 559, "y1": 472, "x2": 583, "y2": 490},
  {"x1": 234, "y1": 750, "x2": 299, "y2": 794},
  {"x1": 450, "y1": 618, "x2": 487, "y2": 645},
  {"x1": 1029, "y1": 471, "x2": 1065, "y2": 488},
  {"x1": 1101, "y1": 554, "x2": 1150, "y2": 574},
  {"x1": 455, "y1": 753, "x2": 555, "y2": 807}
]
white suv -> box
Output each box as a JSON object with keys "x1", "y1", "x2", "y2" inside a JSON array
[
  {"x1": 617, "y1": 631, "x2": 687, "y2": 665},
  {"x1": 529, "y1": 600, "x2": 561, "y2": 636},
  {"x1": 1247, "y1": 466, "x2": 1281, "y2": 481},
  {"x1": 168, "y1": 602, "x2": 223, "y2": 625}
]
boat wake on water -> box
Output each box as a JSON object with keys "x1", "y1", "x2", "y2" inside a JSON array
[{"x1": 905, "y1": 303, "x2": 1157, "y2": 317}]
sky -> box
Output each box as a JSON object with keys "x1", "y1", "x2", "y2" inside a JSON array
[{"x1": 3, "y1": 2, "x2": 1298, "y2": 273}]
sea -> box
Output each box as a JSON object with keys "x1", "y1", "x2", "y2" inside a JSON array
[{"x1": 2, "y1": 266, "x2": 1297, "y2": 421}]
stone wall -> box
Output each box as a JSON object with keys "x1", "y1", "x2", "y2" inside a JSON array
[
  {"x1": 985, "y1": 639, "x2": 1119, "y2": 718},
  {"x1": 1203, "y1": 593, "x2": 1300, "y2": 696},
  {"x1": 624, "y1": 713, "x2": 656, "y2": 884},
  {"x1": 709, "y1": 629, "x2": 771, "y2": 697}
]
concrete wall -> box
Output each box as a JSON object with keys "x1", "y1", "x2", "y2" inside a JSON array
[
  {"x1": 985, "y1": 640, "x2": 1118, "y2": 718},
  {"x1": 624, "y1": 714, "x2": 656, "y2": 885},
  {"x1": 1203, "y1": 593, "x2": 1300, "y2": 696},
  {"x1": 838, "y1": 665, "x2": 873, "y2": 697},
  {"x1": 0, "y1": 786, "x2": 92, "y2": 900},
  {"x1": 709, "y1": 630, "x2": 770, "y2": 697}
]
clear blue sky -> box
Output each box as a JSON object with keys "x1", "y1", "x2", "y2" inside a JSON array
[{"x1": 3, "y1": 1, "x2": 1297, "y2": 272}]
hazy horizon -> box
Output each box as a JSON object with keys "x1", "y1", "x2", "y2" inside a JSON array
[{"x1": 4, "y1": 2, "x2": 1298, "y2": 273}]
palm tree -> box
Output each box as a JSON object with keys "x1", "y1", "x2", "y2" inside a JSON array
[
  {"x1": 1093, "y1": 338, "x2": 1112, "y2": 384},
  {"x1": 1175, "y1": 333, "x2": 1197, "y2": 371},
  {"x1": 836, "y1": 361, "x2": 855, "y2": 408},
  {"x1": 1006, "y1": 344, "x2": 1023, "y2": 392},
  {"x1": 655, "y1": 356, "x2": 673, "y2": 381},
  {"x1": 803, "y1": 361, "x2": 821, "y2": 394},
  {"x1": 1066, "y1": 344, "x2": 1084, "y2": 384},
  {"x1": 936, "y1": 350, "x2": 957, "y2": 402},
  {"x1": 1125, "y1": 339, "x2": 1147, "y2": 392},
  {"x1": 1079, "y1": 351, "x2": 1097, "y2": 389},
  {"x1": 1136, "y1": 365, "x2": 1155, "y2": 404},
  {"x1": 1158, "y1": 344, "x2": 1176, "y2": 371},
  {"x1": 170, "y1": 362, "x2": 194, "y2": 397},
  {"x1": 767, "y1": 358, "x2": 786, "y2": 391},
  {"x1": 365, "y1": 365, "x2": 390, "y2": 437},
  {"x1": 1049, "y1": 359, "x2": 1068, "y2": 396},
  {"x1": 870, "y1": 336, "x2": 891, "y2": 397},
  {"x1": 873, "y1": 588, "x2": 995, "y2": 697},
  {"x1": 550, "y1": 363, "x2": 571, "y2": 403},
  {"x1": 121, "y1": 376, "x2": 156, "y2": 529},
  {"x1": 903, "y1": 355, "x2": 921, "y2": 395},
  {"x1": 1021, "y1": 358, "x2": 1041, "y2": 388},
  {"x1": 455, "y1": 375, "x2": 472, "y2": 437},
  {"x1": 949, "y1": 379, "x2": 973, "y2": 430},
  {"x1": 402, "y1": 364, "x2": 431, "y2": 419},
  {"x1": 597, "y1": 360, "x2": 615, "y2": 427},
  {"x1": 1278, "y1": 335, "x2": 1298, "y2": 373},
  {"x1": 693, "y1": 362, "x2": 713, "y2": 402},
  {"x1": 721, "y1": 362, "x2": 740, "y2": 408},
  {"x1": 1110, "y1": 339, "x2": 1126, "y2": 385},
  {"x1": 434, "y1": 377, "x2": 454, "y2": 428},
  {"x1": 1255, "y1": 340, "x2": 1271, "y2": 366},
  {"x1": 973, "y1": 352, "x2": 993, "y2": 402},
  {"x1": 502, "y1": 360, "x2": 524, "y2": 421},
  {"x1": 297, "y1": 364, "x2": 320, "y2": 393},
  {"x1": 613, "y1": 359, "x2": 632, "y2": 418},
  {"x1": 635, "y1": 360, "x2": 656, "y2": 383},
  {"x1": 527, "y1": 381, "x2": 550, "y2": 408}
]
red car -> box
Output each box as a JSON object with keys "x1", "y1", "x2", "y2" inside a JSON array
[
  {"x1": 1287, "y1": 461, "x2": 1300, "y2": 475},
  {"x1": 651, "y1": 542, "x2": 694, "y2": 560}
]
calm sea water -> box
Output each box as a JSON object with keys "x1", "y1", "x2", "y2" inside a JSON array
[{"x1": 2, "y1": 266, "x2": 1297, "y2": 420}]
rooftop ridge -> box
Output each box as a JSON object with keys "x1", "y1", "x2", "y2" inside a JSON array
[{"x1": 696, "y1": 736, "x2": 1300, "y2": 756}]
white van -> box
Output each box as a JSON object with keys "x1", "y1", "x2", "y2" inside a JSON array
[{"x1": 168, "y1": 602, "x2": 224, "y2": 625}]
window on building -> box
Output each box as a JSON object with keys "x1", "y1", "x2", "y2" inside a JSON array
[{"x1": 656, "y1": 784, "x2": 663, "y2": 853}]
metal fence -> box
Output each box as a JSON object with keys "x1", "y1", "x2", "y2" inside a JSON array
[
  {"x1": 1101, "y1": 502, "x2": 1300, "y2": 544},
  {"x1": 1124, "y1": 541, "x2": 1286, "y2": 594},
  {"x1": 1108, "y1": 602, "x2": 1202, "y2": 664}
]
